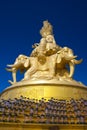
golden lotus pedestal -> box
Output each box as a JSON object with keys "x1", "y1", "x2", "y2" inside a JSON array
[{"x1": 0, "y1": 79, "x2": 87, "y2": 130}]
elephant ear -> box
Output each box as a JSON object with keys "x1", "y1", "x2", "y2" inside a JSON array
[{"x1": 24, "y1": 58, "x2": 30, "y2": 68}]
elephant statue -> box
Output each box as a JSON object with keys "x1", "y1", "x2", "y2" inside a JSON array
[
  {"x1": 6, "y1": 54, "x2": 38, "y2": 84},
  {"x1": 6, "y1": 47, "x2": 82, "y2": 84},
  {"x1": 6, "y1": 53, "x2": 57, "y2": 84},
  {"x1": 55, "y1": 47, "x2": 82, "y2": 78}
]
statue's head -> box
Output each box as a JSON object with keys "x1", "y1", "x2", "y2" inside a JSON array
[{"x1": 40, "y1": 20, "x2": 53, "y2": 38}]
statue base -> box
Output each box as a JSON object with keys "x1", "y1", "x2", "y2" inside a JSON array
[
  {"x1": 0, "y1": 79, "x2": 87, "y2": 130},
  {"x1": 0, "y1": 79, "x2": 87, "y2": 100},
  {"x1": 0, "y1": 122, "x2": 87, "y2": 130}
]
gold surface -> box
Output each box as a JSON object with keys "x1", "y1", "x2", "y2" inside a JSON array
[
  {"x1": 1, "y1": 20, "x2": 87, "y2": 130},
  {"x1": 6, "y1": 21, "x2": 83, "y2": 86},
  {"x1": 0, "y1": 80, "x2": 87, "y2": 100},
  {"x1": 0, "y1": 123, "x2": 87, "y2": 130}
]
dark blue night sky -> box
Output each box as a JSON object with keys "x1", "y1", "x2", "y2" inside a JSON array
[{"x1": 0, "y1": 0, "x2": 87, "y2": 92}]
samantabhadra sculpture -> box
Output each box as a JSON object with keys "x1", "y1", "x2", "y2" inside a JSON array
[{"x1": 6, "y1": 21, "x2": 82, "y2": 85}]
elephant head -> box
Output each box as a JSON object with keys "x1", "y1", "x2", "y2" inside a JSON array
[
  {"x1": 6, "y1": 54, "x2": 30, "y2": 84},
  {"x1": 56, "y1": 47, "x2": 83, "y2": 78},
  {"x1": 7, "y1": 54, "x2": 30, "y2": 69}
]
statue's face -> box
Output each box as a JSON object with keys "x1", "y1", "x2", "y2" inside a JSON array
[
  {"x1": 46, "y1": 35, "x2": 53, "y2": 43},
  {"x1": 42, "y1": 32, "x2": 51, "y2": 38}
]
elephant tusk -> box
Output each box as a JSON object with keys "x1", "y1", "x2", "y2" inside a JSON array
[
  {"x1": 68, "y1": 62, "x2": 75, "y2": 78},
  {"x1": 7, "y1": 63, "x2": 22, "y2": 68},
  {"x1": 74, "y1": 59, "x2": 83, "y2": 64},
  {"x1": 7, "y1": 64, "x2": 14, "y2": 67},
  {"x1": 6, "y1": 68, "x2": 12, "y2": 72}
]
